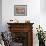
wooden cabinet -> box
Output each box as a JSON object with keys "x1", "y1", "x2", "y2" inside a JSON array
[{"x1": 7, "y1": 23, "x2": 34, "y2": 46}]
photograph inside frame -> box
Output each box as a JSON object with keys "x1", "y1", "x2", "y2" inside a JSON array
[{"x1": 14, "y1": 5, "x2": 27, "y2": 16}]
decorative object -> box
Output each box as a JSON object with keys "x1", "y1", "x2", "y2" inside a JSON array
[
  {"x1": 14, "y1": 5, "x2": 27, "y2": 16},
  {"x1": 44, "y1": 31, "x2": 46, "y2": 40},
  {"x1": 8, "y1": 19, "x2": 19, "y2": 23},
  {"x1": 25, "y1": 20, "x2": 30, "y2": 23},
  {"x1": 36, "y1": 25, "x2": 45, "y2": 46},
  {"x1": 0, "y1": 32, "x2": 5, "y2": 46},
  {"x1": 1, "y1": 31, "x2": 12, "y2": 46}
]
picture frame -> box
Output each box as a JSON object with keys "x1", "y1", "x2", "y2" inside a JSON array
[{"x1": 14, "y1": 5, "x2": 27, "y2": 16}]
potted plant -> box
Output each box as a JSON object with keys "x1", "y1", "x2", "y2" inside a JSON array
[{"x1": 36, "y1": 25, "x2": 45, "y2": 46}]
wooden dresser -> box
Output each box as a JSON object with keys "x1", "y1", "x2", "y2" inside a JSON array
[{"x1": 7, "y1": 23, "x2": 34, "y2": 46}]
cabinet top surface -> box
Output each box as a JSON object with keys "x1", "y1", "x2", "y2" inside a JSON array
[{"x1": 7, "y1": 23, "x2": 34, "y2": 25}]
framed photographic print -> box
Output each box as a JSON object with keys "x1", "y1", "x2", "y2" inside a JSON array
[{"x1": 14, "y1": 5, "x2": 27, "y2": 16}]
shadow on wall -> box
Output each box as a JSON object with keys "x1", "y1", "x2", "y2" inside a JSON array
[
  {"x1": 40, "y1": 0, "x2": 46, "y2": 13},
  {"x1": 0, "y1": 0, "x2": 2, "y2": 32}
]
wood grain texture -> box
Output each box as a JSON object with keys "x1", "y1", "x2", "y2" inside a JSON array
[{"x1": 7, "y1": 23, "x2": 34, "y2": 46}]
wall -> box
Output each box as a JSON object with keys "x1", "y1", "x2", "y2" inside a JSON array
[
  {"x1": 2, "y1": 0, "x2": 40, "y2": 30},
  {"x1": 40, "y1": 0, "x2": 46, "y2": 13},
  {"x1": 0, "y1": 0, "x2": 2, "y2": 32},
  {"x1": 2, "y1": 0, "x2": 46, "y2": 46},
  {"x1": 40, "y1": 0, "x2": 46, "y2": 32}
]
